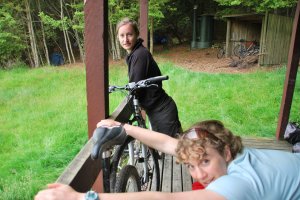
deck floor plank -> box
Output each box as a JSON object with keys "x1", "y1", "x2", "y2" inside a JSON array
[
  {"x1": 181, "y1": 164, "x2": 192, "y2": 191},
  {"x1": 160, "y1": 154, "x2": 172, "y2": 192},
  {"x1": 172, "y1": 156, "x2": 182, "y2": 192}
]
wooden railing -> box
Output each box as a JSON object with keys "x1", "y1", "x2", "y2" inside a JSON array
[{"x1": 56, "y1": 97, "x2": 133, "y2": 192}]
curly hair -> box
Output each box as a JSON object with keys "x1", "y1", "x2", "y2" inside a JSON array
[
  {"x1": 116, "y1": 17, "x2": 139, "y2": 36},
  {"x1": 175, "y1": 120, "x2": 243, "y2": 163}
]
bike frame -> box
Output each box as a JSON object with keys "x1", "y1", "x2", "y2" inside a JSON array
[
  {"x1": 102, "y1": 150, "x2": 113, "y2": 193},
  {"x1": 127, "y1": 95, "x2": 149, "y2": 183},
  {"x1": 94, "y1": 76, "x2": 167, "y2": 193}
]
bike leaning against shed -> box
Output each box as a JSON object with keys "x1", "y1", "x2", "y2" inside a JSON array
[
  {"x1": 91, "y1": 76, "x2": 168, "y2": 193},
  {"x1": 233, "y1": 39, "x2": 260, "y2": 58}
]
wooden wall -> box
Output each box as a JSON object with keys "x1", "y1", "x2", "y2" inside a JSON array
[{"x1": 260, "y1": 13, "x2": 294, "y2": 65}]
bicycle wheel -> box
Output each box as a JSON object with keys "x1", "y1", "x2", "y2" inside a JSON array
[
  {"x1": 233, "y1": 44, "x2": 246, "y2": 58},
  {"x1": 217, "y1": 48, "x2": 225, "y2": 59},
  {"x1": 110, "y1": 136, "x2": 160, "y2": 192},
  {"x1": 114, "y1": 165, "x2": 141, "y2": 192}
]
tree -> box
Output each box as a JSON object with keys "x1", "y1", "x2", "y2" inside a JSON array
[
  {"x1": 157, "y1": 0, "x2": 194, "y2": 45},
  {"x1": 37, "y1": 0, "x2": 50, "y2": 66},
  {"x1": 214, "y1": 0, "x2": 298, "y2": 13},
  {"x1": 0, "y1": 3, "x2": 26, "y2": 68},
  {"x1": 39, "y1": 0, "x2": 84, "y2": 64},
  {"x1": 68, "y1": 2, "x2": 85, "y2": 62},
  {"x1": 148, "y1": 0, "x2": 171, "y2": 54},
  {"x1": 25, "y1": 0, "x2": 40, "y2": 68}
]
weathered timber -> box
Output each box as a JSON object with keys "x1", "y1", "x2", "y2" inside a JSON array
[
  {"x1": 242, "y1": 137, "x2": 292, "y2": 151},
  {"x1": 56, "y1": 97, "x2": 133, "y2": 192}
]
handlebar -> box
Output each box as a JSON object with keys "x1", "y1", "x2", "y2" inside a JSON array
[
  {"x1": 109, "y1": 75, "x2": 169, "y2": 93},
  {"x1": 91, "y1": 125, "x2": 127, "y2": 160},
  {"x1": 143, "y1": 75, "x2": 169, "y2": 84}
]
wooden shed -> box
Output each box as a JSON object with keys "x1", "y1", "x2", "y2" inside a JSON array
[{"x1": 224, "y1": 13, "x2": 294, "y2": 65}]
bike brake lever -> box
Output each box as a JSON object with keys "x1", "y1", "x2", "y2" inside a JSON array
[
  {"x1": 108, "y1": 86, "x2": 116, "y2": 93},
  {"x1": 146, "y1": 83, "x2": 158, "y2": 88},
  {"x1": 126, "y1": 82, "x2": 136, "y2": 90}
]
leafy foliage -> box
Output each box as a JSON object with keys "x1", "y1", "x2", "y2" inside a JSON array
[
  {"x1": 109, "y1": 0, "x2": 139, "y2": 24},
  {"x1": 0, "y1": 0, "x2": 298, "y2": 68},
  {"x1": 214, "y1": 0, "x2": 298, "y2": 12},
  {"x1": 0, "y1": 5, "x2": 26, "y2": 68}
]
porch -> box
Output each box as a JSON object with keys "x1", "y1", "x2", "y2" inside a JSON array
[{"x1": 56, "y1": 99, "x2": 292, "y2": 193}]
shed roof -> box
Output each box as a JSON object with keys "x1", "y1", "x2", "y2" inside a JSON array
[{"x1": 223, "y1": 13, "x2": 264, "y2": 22}]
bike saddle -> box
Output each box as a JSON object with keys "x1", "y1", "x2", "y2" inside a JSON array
[{"x1": 91, "y1": 125, "x2": 126, "y2": 160}]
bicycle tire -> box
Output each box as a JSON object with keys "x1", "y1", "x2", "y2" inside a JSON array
[
  {"x1": 110, "y1": 136, "x2": 160, "y2": 192},
  {"x1": 217, "y1": 48, "x2": 225, "y2": 59},
  {"x1": 114, "y1": 165, "x2": 141, "y2": 192},
  {"x1": 233, "y1": 44, "x2": 246, "y2": 58}
]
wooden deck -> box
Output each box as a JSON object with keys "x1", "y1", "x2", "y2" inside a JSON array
[
  {"x1": 156, "y1": 137, "x2": 292, "y2": 192},
  {"x1": 159, "y1": 154, "x2": 192, "y2": 192},
  {"x1": 56, "y1": 134, "x2": 292, "y2": 193}
]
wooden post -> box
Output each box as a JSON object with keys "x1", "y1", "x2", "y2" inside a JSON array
[
  {"x1": 276, "y1": 1, "x2": 300, "y2": 139},
  {"x1": 84, "y1": 0, "x2": 109, "y2": 192},
  {"x1": 225, "y1": 19, "x2": 231, "y2": 57},
  {"x1": 140, "y1": 0, "x2": 148, "y2": 48}
]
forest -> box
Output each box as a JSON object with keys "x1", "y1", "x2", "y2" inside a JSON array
[{"x1": 0, "y1": 0, "x2": 298, "y2": 69}]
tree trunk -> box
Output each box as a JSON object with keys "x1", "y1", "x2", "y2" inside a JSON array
[
  {"x1": 60, "y1": 0, "x2": 71, "y2": 64},
  {"x1": 66, "y1": 30, "x2": 76, "y2": 63},
  {"x1": 109, "y1": 22, "x2": 117, "y2": 60},
  {"x1": 25, "y1": 0, "x2": 40, "y2": 67},
  {"x1": 37, "y1": 0, "x2": 50, "y2": 65},
  {"x1": 74, "y1": 29, "x2": 84, "y2": 62},
  {"x1": 150, "y1": 17, "x2": 153, "y2": 54}
]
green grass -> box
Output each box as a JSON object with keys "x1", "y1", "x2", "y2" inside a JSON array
[
  {"x1": 0, "y1": 62, "x2": 299, "y2": 199},
  {"x1": 160, "y1": 63, "x2": 300, "y2": 137},
  {"x1": 0, "y1": 66, "x2": 87, "y2": 199}
]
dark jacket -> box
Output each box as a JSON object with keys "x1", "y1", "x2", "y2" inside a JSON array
[{"x1": 126, "y1": 38, "x2": 169, "y2": 111}]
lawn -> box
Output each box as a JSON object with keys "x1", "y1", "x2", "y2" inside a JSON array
[{"x1": 0, "y1": 62, "x2": 299, "y2": 199}]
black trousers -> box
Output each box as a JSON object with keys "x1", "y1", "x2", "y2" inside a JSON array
[{"x1": 146, "y1": 97, "x2": 182, "y2": 137}]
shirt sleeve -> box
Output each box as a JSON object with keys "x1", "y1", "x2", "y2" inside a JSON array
[{"x1": 206, "y1": 175, "x2": 258, "y2": 200}]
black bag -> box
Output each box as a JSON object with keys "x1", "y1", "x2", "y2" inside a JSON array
[{"x1": 284, "y1": 122, "x2": 300, "y2": 145}]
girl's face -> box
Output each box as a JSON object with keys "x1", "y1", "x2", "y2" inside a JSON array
[
  {"x1": 117, "y1": 23, "x2": 138, "y2": 53},
  {"x1": 185, "y1": 146, "x2": 231, "y2": 187}
]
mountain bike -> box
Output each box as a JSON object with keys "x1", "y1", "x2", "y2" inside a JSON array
[
  {"x1": 91, "y1": 125, "x2": 141, "y2": 193},
  {"x1": 109, "y1": 76, "x2": 166, "y2": 192},
  {"x1": 233, "y1": 39, "x2": 259, "y2": 58},
  {"x1": 91, "y1": 76, "x2": 167, "y2": 193}
]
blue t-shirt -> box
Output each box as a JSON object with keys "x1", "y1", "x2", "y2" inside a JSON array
[{"x1": 206, "y1": 148, "x2": 300, "y2": 200}]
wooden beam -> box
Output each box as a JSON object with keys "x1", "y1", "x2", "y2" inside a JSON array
[
  {"x1": 56, "y1": 139, "x2": 101, "y2": 192},
  {"x1": 56, "y1": 98, "x2": 133, "y2": 192},
  {"x1": 139, "y1": 0, "x2": 148, "y2": 48},
  {"x1": 84, "y1": 0, "x2": 109, "y2": 192},
  {"x1": 85, "y1": 0, "x2": 109, "y2": 138},
  {"x1": 225, "y1": 19, "x2": 231, "y2": 57},
  {"x1": 276, "y1": 1, "x2": 300, "y2": 139},
  {"x1": 242, "y1": 137, "x2": 292, "y2": 151}
]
